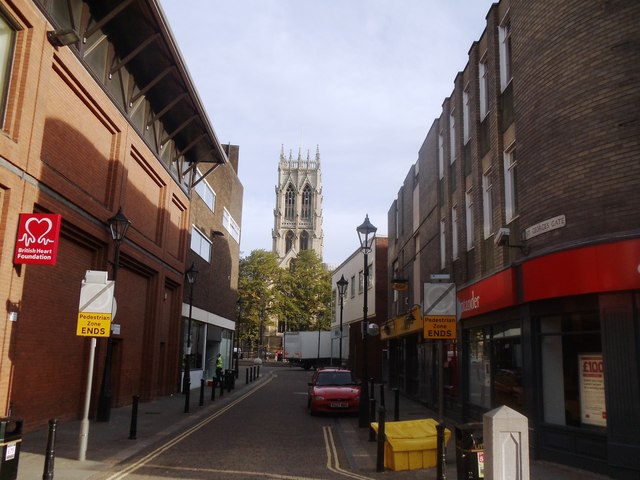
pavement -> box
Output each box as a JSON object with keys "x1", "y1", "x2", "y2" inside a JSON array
[{"x1": 15, "y1": 361, "x2": 611, "y2": 480}]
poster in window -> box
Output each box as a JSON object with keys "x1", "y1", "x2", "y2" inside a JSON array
[{"x1": 579, "y1": 354, "x2": 607, "y2": 427}]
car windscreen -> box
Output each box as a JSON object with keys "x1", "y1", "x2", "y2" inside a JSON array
[{"x1": 315, "y1": 372, "x2": 355, "y2": 386}]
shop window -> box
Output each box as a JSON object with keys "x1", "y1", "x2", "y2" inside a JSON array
[
  {"x1": 539, "y1": 311, "x2": 604, "y2": 428},
  {"x1": 468, "y1": 327, "x2": 491, "y2": 408}
]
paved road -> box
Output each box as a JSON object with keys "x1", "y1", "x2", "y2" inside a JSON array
[{"x1": 90, "y1": 368, "x2": 372, "y2": 480}]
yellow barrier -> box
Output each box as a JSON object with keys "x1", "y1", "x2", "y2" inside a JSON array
[{"x1": 371, "y1": 418, "x2": 451, "y2": 471}]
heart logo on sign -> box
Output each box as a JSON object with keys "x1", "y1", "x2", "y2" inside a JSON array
[{"x1": 20, "y1": 217, "x2": 54, "y2": 247}]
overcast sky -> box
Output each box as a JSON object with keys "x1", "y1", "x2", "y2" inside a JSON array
[{"x1": 159, "y1": 0, "x2": 495, "y2": 267}]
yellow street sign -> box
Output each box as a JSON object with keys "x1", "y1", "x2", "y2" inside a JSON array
[
  {"x1": 76, "y1": 312, "x2": 111, "y2": 337},
  {"x1": 423, "y1": 315, "x2": 457, "y2": 340}
]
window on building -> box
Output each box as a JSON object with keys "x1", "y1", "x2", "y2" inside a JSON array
[
  {"x1": 194, "y1": 168, "x2": 216, "y2": 212},
  {"x1": 539, "y1": 311, "x2": 603, "y2": 428},
  {"x1": 465, "y1": 189, "x2": 475, "y2": 251},
  {"x1": 463, "y1": 84, "x2": 471, "y2": 144},
  {"x1": 190, "y1": 226, "x2": 211, "y2": 262},
  {"x1": 499, "y1": 16, "x2": 513, "y2": 92},
  {"x1": 285, "y1": 230, "x2": 294, "y2": 252},
  {"x1": 452, "y1": 205, "x2": 459, "y2": 260},
  {"x1": 440, "y1": 217, "x2": 446, "y2": 270},
  {"x1": 482, "y1": 170, "x2": 493, "y2": 239},
  {"x1": 299, "y1": 230, "x2": 309, "y2": 251},
  {"x1": 468, "y1": 327, "x2": 491, "y2": 408},
  {"x1": 285, "y1": 184, "x2": 296, "y2": 220},
  {"x1": 479, "y1": 52, "x2": 489, "y2": 120},
  {"x1": 358, "y1": 270, "x2": 364, "y2": 294},
  {"x1": 438, "y1": 132, "x2": 444, "y2": 179},
  {"x1": 222, "y1": 207, "x2": 240, "y2": 243},
  {"x1": 0, "y1": 14, "x2": 16, "y2": 126},
  {"x1": 350, "y1": 275, "x2": 356, "y2": 298},
  {"x1": 504, "y1": 144, "x2": 518, "y2": 223},
  {"x1": 449, "y1": 110, "x2": 456, "y2": 163},
  {"x1": 301, "y1": 184, "x2": 312, "y2": 220},
  {"x1": 367, "y1": 262, "x2": 374, "y2": 290}
]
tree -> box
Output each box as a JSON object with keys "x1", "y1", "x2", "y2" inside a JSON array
[{"x1": 237, "y1": 250, "x2": 281, "y2": 354}]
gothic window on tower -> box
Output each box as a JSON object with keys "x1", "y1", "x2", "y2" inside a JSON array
[
  {"x1": 286, "y1": 230, "x2": 294, "y2": 252},
  {"x1": 300, "y1": 230, "x2": 309, "y2": 251},
  {"x1": 285, "y1": 184, "x2": 296, "y2": 220},
  {"x1": 301, "y1": 185, "x2": 313, "y2": 220}
]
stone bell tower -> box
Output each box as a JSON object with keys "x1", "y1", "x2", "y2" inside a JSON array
[{"x1": 272, "y1": 146, "x2": 324, "y2": 268}]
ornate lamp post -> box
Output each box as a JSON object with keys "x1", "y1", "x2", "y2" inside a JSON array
[
  {"x1": 97, "y1": 208, "x2": 131, "y2": 422},
  {"x1": 183, "y1": 262, "x2": 199, "y2": 413},
  {"x1": 357, "y1": 214, "x2": 377, "y2": 428},
  {"x1": 336, "y1": 274, "x2": 348, "y2": 366}
]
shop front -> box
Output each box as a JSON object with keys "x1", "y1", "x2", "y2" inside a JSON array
[{"x1": 457, "y1": 238, "x2": 640, "y2": 477}]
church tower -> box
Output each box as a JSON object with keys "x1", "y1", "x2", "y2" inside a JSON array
[{"x1": 273, "y1": 145, "x2": 324, "y2": 268}]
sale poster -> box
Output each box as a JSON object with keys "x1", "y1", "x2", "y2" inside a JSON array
[{"x1": 579, "y1": 354, "x2": 607, "y2": 427}]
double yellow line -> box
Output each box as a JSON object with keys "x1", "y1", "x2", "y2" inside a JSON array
[{"x1": 322, "y1": 426, "x2": 373, "y2": 480}]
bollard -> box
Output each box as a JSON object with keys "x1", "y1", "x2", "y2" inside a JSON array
[
  {"x1": 184, "y1": 384, "x2": 190, "y2": 413},
  {"x1": 129, "y1": 395, "x2": 139, "y2": 440},
  {"x1": 376, "y1": 407, "x2": 385, "y2": 472},
  {"x1": 436, "y1": 422, "x2": 447, "y2": 480},
  {"x1": 199, "y1": 379, "x2": 205, "y2": 406},
  {"x1": 379, "y1": 384, "x2": 385, "y2": 408},
  {"x1": 257, "y1": 365, "x2": 260, "y2": 378},
  {"x1": 246, "y1": 368, "x2": 249, "y2": 385},
  {"x1": 219, "y1": 373, "x2": 224, "y2": 397},
  {"x1": 43, "y1": 418, "x2": 57, "y2": 480},
  {"x1": 211, "y1": 378, "x2": 216, "y2": 401},
  {"x1": 393, "y1": 388, "x2": 400, "y2": 421},
  {"x1": 369, "y1": 398, "x2": 377, "y2": 441},
  {"x1": 249, "y1": 366, "x2": 254, "y2": 382}
]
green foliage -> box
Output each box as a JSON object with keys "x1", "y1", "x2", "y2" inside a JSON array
[{"x1": 237, "y1": 249, "x2": 332, "y2": 347}]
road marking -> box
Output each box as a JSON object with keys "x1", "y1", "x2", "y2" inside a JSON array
[
  {"x1": 323, "y1": 426, "x2": 373, "y2": 480},
  {"x1": 104, "y1": 376, "x2": 274, "y2": 480},
  {"x1": 141, "y1": 463, "x2": 325, "y2": 479}
]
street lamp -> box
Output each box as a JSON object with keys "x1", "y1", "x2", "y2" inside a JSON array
[
  {"x1": 183, "y1": 262, "x2": 199, "y2": 413},
  {"x1": 336, "y1": 274, "x2": 348, "y2": 366},
  {"x1": 97, "y1": 208, "x2": 131, "y2": 422},
  {"x1": 356, "y1": 214, "x2": 376, "y2": 428}
]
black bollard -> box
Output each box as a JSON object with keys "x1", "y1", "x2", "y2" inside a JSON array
[
  {"x1": 211, "y1": 378, "x2": 216, "y2": 401},
  {"x1": 184, "y1": 385, "x2": 190, "y2": 414},
  {"x1": 257, "y1": 365, "x2": 260, "y2": 378},
  {"x1": 226, "y1": 370, "x2": 232, "y2": 392},
  {"x1": 369, "y1": 398, "x2": 376, "y2": 441},
  {"x1": 376, "y1": 407, "x2": 386, "y2": 472},
  {"x1": 246, "y1": 368, "x2": 249, "y2": 384},
  {"x1": 249, "y1": 366, "x2": 254, "y2": 382},
  {"x1": 379, "y1": 384, "x2": 385, "y2": 408},
  {"x1": 42, "y1": 418, "x2": 57, "y2": 480},
  {"x1": 199, "y1": 379, "x2": 205, "y2": 406},
  {"x1": 436, "y1": 422, "x2": 447, "y2": 480},
  {"x1": 219, "y1": 373, "x2": 224, "y2": 397},
  {"x1": 393, "y1": 388, "x2": 400, "y2": 421},
  {"x1": 129, "y1": 395, "x2": 139, "y2": 440}
]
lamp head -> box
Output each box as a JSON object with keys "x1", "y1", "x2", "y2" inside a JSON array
[
  {"x1": 185, "y1": 262, "x2": 199, "y2": 285},
  {"x1": 336, "y1": 274, "x2": 348, "y2": 297},
  {"x1": 357, "y1": 214, "x2": 377, "y2": 253},
  {"x1": 108, "y1": 208, "x2": 131, "y2": 243}
]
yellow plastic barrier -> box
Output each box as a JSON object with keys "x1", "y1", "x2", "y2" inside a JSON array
[{"x1": 371, "y1": 418, "x2": 451, "y2": 471}]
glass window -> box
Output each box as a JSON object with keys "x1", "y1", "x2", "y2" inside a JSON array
[
  {"x1": 468, "y1": 327, "x2": 491, "y2": 408},
  {"x1": 285, "y1": 184, "x2": 295, "y2": 220},
  {"x1": 499, "y1": 16, "x2": 513, "y2": 91},
  {"x1": 194, "y1": 168, "x2": 216, "y2": 212},
  {"x1": 504, "y1": 145, "x2": 518, "y2": 222},
  {"x1": 350, "y1": 275, "x2": 356, "y2": 298},
  {"x1": 465, "y1": 189, "x2": 475, "y2": 251},
  {"x1": 452, "y1": 206, "x2": 458, "y2": 260},
  {"x1": 285, "y1": 230, "x2": 294, "y2": 252},
  {"x1": 358, "y1": 270, "x2": 364, "y2": 294},
  {"x1": 463, "y1": 85, "x2": 471, "y2": 144},
  {"x1": 438, "y1": 132, "x2": 444, "y2": 179},
  {"x1": 482, "y1": 169, "x2": 493, "y2": 239},
  {"x1": 0, "y1": 14, "x2": 16, "y2": 124},
  {"x1": 440, "y1": 218, "x2": 446, "y2": 269},
  {"x1": 301, "y1": 185, "x2": 312, "y2": 220},
  {"x1": 190, "y1": 226, "x2": 211, "y2": 262},
  {"x1": 449, "y1": 110, "x2": 456, "y2": 163},
  {"x1": 223, "y1": 208, "x2": 240, "y2": 243},
  {"x1": 540, "y1": 312, "x2": 604, "y2": 428},
  {"x1": 493, "y1": 322, "x2": 523, "y2": 412},
  {"x1": 299, "y1": 230, "x2": 309, "y2": 251},
  {"x1": 479, "y1": 53, "x2": 489, "y2": 120}
]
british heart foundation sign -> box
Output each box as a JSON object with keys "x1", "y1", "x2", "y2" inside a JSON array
[{"x1": 13, "y1": 213, "x2": 62, "y2": 265}]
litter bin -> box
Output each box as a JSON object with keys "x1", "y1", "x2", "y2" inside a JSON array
[
  {"x1": 0, "y1": 417, "x2": 22, "y2": 480},
  {"x1": 225, "y1": 369, "x2": 235, "y2": 389},
  {"x1": 455, "y1": 422, "x2": 484, "y2": 479}
]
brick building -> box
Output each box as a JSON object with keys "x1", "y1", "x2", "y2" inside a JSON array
[
  {"x1": 0, "y1": 0, "x2": 241, "y2": 431},
  {"x1": 386, "y1": 0, "x2": 639, "y2": 477}
]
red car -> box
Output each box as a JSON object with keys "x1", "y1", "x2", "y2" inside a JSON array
[{"x1": 307, "y1": 368, "x2": 361, "y2": 415}]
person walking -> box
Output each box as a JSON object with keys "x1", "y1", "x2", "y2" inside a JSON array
[{"x1": 215, "y1": 353, "x2": 223, "y2": 383}]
